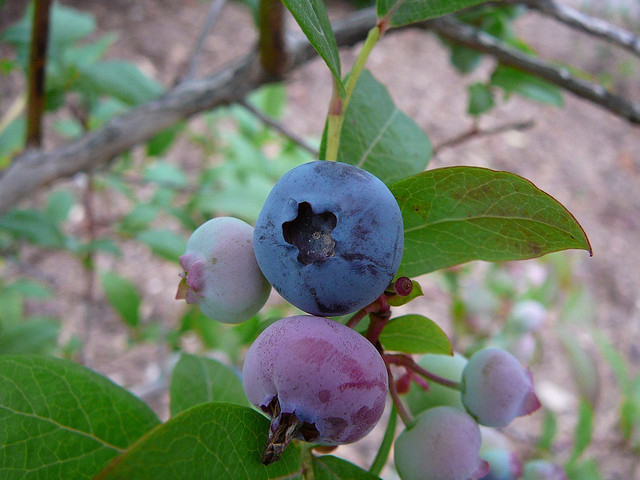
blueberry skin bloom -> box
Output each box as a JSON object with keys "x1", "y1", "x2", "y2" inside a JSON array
[
  {"x1": 242, "y1": 315, "x2": 388, "y2": 445},
  {"x1": 253, "y1": 161, "x2": 404, "y2": 316}
]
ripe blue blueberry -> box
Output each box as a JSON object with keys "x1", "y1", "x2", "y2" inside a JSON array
[{"x1": 253, "y1": 161, "x2": 404, "y2": 316}]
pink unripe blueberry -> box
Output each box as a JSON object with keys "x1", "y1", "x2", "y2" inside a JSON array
[
  {"x1": 462, "y1": 347, "x2": 541, "y2": 427},
  {"x1": 394, "y1": 406, "x2": 489, "y2": 480},
  {"x1": 242, "y1": 315, "x2": 388, "y2": 445},
  {"x1": 178, "y1": 217, "x2": 270, "y2": 323}
]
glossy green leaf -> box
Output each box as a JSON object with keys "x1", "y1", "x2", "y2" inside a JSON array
[
  {"x1": 281, "y1": 0, "x2": 344, "y2": 95},
  {"x1": 491, "y1": 65, "x2": 563, "y2": 106},
  {"x1": 390, "y1": 167, "x2": 592, "y2": 277},
  {"x1": 0, "y1": 316, "x2": 59, "y2": 355},
  {"x1": 136, "y1": 229, "x2": 186, "y2": 263},
  {"x1": 467, "y1": 82, "x2": 494, "y2": 116},
  {"x1": 380, "y1": 314, "x2": 452, "y2": 354},
  {"x1": 170, "y1": 354, "x2": 250, "y2": 416},
  {"x1": 333, "y1": 70, "x2": 431, "y2": 184},
  {"x1": 101, "y1": 272, "x2": 141, "y2": 328},
  {"x1": 312, "y1": 455, "x2": 380, "y2": 480},
  {"x1": 96, "y1": 403, "x2": 302, "y2": 479},
  {"x1": 0, "y1": 355, "x2": 160, "y2": 480},
  {"x1": 377, "y1": 0, "x2": 489, "y2": 27},
  {"x1": 80, "y1": 61, "x2": 163, "y2": 105}
]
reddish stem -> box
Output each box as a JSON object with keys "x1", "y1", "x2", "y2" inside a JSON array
[
  {"x1": 384, "y1": 353, "x2": 462, "y2": 391},
  {"x1": 386, "y1": 364, "x2": 414, "y2": 427}
]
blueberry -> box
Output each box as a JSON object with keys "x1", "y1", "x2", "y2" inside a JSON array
[{"x1": 253, "y1": 161, "x2": 404, "y2": 316}]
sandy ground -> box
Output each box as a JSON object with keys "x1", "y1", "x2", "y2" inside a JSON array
[{"x1": 1, "y1": 0, "x2": 640, "y2": 478}]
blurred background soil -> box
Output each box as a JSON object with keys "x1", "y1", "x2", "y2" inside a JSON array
[{"x1": 1, "y1": 0, "x2": 639, "y2": 478}]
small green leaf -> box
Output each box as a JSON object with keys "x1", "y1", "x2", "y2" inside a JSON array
[
  {"x1": 281, "y1": 0, "x2": 344, "y2": 95},
  {"x1": 118, "y1": 204, "x2": 158, "y2": 234},
  {"x1": 0, "y1": 355, "x2": 160, "y2": 480},
  {"x1": 386, "y1": 280, "x2": 423, "y2": 307},
  {"x1": 0, "y1": 208, "x2": 65, "y2": 247},
  {"x1": 559, "y1": 331, "x2": 599, "y2": 407},
  {"x1": 0, "y1": 117, "x2": 26, "y2": 165},
  {"x1": 450, "y1": 46, "x2": 483, "y2": 74},
  {"x1": 594, "y1": 334, "x2": 630, "y2": 394},
  {"x1": 569, "y1": 399, "x2": 594, "y2": 464},
  {"x1": 380, "y1": 314, "x2": 452, "y2": 354},
  {"x1": 170, "y1": 354, "x2": 250, "y2": 416},
  {"x1": 377, "y1": 0, "x2": 489, "y2": 27},
  {"x1": 136, "y1": 229, "x2": 186, "y2": 263},
  {"x1": 491, "y1": 65, "x2": 563, "y2": 106},
  {"x1": 331, "y1": 70, "x2": 431, "y2": 184},
  {"x1": 565, "y1": 458, "x2": 602, "y2": 480},
  {"x1": 146, "y1": 123, "x2": 184, "y2": 157},
  {"x1": 80, "y1": 60, "x2": 163, "y2": 105},
  {"x1": 62, "y1": 33, "x2": 117, "y2": 69},
  {"x1": 390, "y1": 167, "x2": 592, "y2": 277},
  {"x1": 467, "y1": 82, "x2": 495, "y2": 116},
  {"x1": 0, "y1": 291, "x2": 23, "y2": 327},
  {"x1": 537, "y1": 409, "x2": 557, "y2": 452},
  {"x1": 249, "y1": 83, "x2": 287, "y2": 119},
  {"x1": 0, "y1": 316, "x2": 59, "y2": 354},
  {"x1": 95, "y1": 403, "x2": 302, "y2": 480},
  {"x1": 101, "y1": 271, "x2": 141, "y2": 328},
  {"x1": 143, "y1": 161, "x2": 187, "y2": 187},
  {"x1": 46, "y1": 190, "x2": 74, "y2": 224},
  {"x1": 5, "y1": 279, "x2": 52, "y2": 299},
  {"x1": 312, "y1": 455, "x2": 381, "y2": 480}
]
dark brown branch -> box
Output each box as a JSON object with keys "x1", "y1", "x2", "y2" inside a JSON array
[
  {"x1": 26, "y1": 0, "x2": 52, "y2": 148},
  {"x1": 258, "y1": 0, "x2": 287, "y2": 77},
  {"x1": 509, "y1": 0, "x2": 640, "y2": 59},
  {"x1": 183, "y1": 0, "x2": 228, "y2": 82},
  {"x1": 426, "y1": 16, "x2": 640, "y2": 125},
  {"x1": 433, "y1": 119, "x2": 535, "y2": 155},
  {"x1": 238, "y1": 99, "x2": 319, "y2": 156}
]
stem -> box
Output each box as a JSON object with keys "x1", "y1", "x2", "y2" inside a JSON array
[
  {"x1": 384, "y1": 353, "x2": 462, "y2": 391},
  {"x1": 301, "y1": 444, "x2": 316, "y2": 480},
  {"x1": 79, "y1": 174, "x2": 96, "y2": 365},
  {"x1": 324, "y1": 25, "x2": 381, "y2": 161},
  {"x1": 386, "y1": 364, "x2": 414, "y2": 428},
  {"x1": 369, "y1": 405, "x2": 398, "y2": 475},
  {"x1": 26, "y1": 0, "x2": 53, "y2": 148},
  {"x1": 345, "y1": 308, "x2": 367, "y2": 329},
  {"x1": 258, "y1": 0, "x2": 286, "y2": 77}
]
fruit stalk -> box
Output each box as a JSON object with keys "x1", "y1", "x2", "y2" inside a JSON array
[{"x1": 384, "y1": 353, "x2": 463, "y2": 391}]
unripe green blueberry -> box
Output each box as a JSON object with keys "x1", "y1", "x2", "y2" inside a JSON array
[
  {"x1": 394, "y1": 406, "x2": 489, "y2": 480},
  {"x1": 479, "y1": 447, "x2": 522, "y2": 480},
  {"x1": 178, "y1": 217, "x2": 270, "y2": 323},
  {"x1": 522, "y1": 460, "x2": 567, "y2": 480},
  {"x1": 405, "y1": 352, "x2": 467, "y2": 414},
  {"x1": 461, "y1": 348, "x2": 541, "y2": 428}
]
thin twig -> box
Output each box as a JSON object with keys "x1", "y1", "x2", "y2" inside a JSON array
[
  {"x1": 238, "y1": 100, "x2": 319, "y2": 156},
  {"x1": 26, "y1": 0, "x2": 52, "y2": 148},
  {"x1": 505, "y1": 0, "x2": 640, "y2": 59},
  {"x1": 427, "y1": 16, "x2": 640, "y2": 124},
  {"x1": 384, "y1": 353, "x2": 462, "y2": 390},
  {"x1": 182, "y1": 0, "x2": 228, "y2": 82},
  {"x1": 433, "y1": 119, "x2": 535, "y2": 155}
]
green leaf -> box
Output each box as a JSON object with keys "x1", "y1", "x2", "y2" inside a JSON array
[
  {"x1": 80, "y1": 61, "x2": 163, "y2": 105},
  {"x1": 62, "y1": 33, "x2": 117, "y2": 69},
  {"x1": 249, "y1": 83, "x2": 287, "y2": 119},
  {"x1": 46, "y1": 190, "x2": 74, "y2": 224},
  {"x1": 334, "y1": 70, "x2": 431, "y2": 184},
  {"x1": 390, "y1": 167, "x2": 592, "y2": 277},
  {"x1": 146, "y1": 123, "x2": 184, "y2": 157},
  {"x1": 467, "y1": 82, "x2": 495, "y2": 116},
  {"x1": 143, "y1": 161, "x2": 187, "y2": 187},
  {"x1": 95, "y1": 403, "x2": 302, "y2": 480},
  {"x1": 569, "y1": 400, "x2": 594, "y2": 464},
  {"x1": 0, "y1": 291, "x2": 23, "y2": 327},
  {"x1": 559, "y1": 331, "x2": 599, "y2": 407},
  {"x1": 537, "y1": 409, "x2": 557, "y2": 452},
  {"x1": 0, "y1": 208, "x2": 65, "y2": 247},
  {"x1": 380, "y1": 314, "x2": 452, "y2": 354},
  {"x1": 281, "y1": 0, "x2": 344, "y2": 95},
  {"x1": 377, "y1": 0, "x2": 489, "y2": 27},
  {"x1": 369, "y1": 406, "x2": 397, "y2": 476},
  {"x1": 0, "y1": 117, "x2": 26, "y2": 168},
  {"x1": 5, "y1": 279, "x2": 52, "y2": 299},
  {"x1": 136, "y1": 229, "x2": 186, "y2": 263},
  {"x1": 101, "y1": 271, "x2": 141, "y2": 328},
  {"x1": 491, "y1": 65, "x2": 563, "y2": 106},
  {"x1": 118, "y1": 204, "x2": 158, "y2": 234},
  {"x1": 0, "y1": 316, "x2": 59, "y2": 354},
  {"x1": 565, "y1": 458, "x2": 602, "y2": 480},
  {"x1": 450, "y1": 46, "x2": 483, "y2": 74},
  {"x1": 594, "y1": 334, "x2": 630, "y2": 394},
  {"x1": 0, "y1": 355, "x2": 160, "y2": 480},
  {"x1": 170, "y1": 354, "x2": 250, "y2": 416},
  {"x1": 386, "y1": 279, "x2": 424, "y2": 307},
  {"x1": 312, "y1": 455, "x2": 380, "y2": 480}
]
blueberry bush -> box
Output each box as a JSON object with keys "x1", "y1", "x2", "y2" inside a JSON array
[{"x1": 1, "y1": 0, "x2": 638, "y2": 479}]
